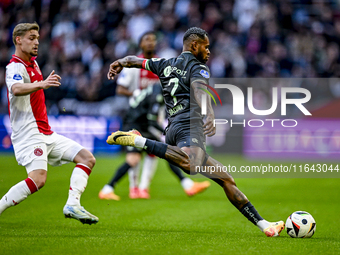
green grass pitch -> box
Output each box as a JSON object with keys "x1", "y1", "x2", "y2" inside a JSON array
[{"x1": 0, "y1": 153, "x2": 339, "y2": 255}]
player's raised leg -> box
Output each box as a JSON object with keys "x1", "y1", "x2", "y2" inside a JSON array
[
  {"x1": 63, "y1": 148, "x2": 99, "y2": 225},
  {"x1": 107, "y1": 130, "x2": 284, "y2": 236},
  {"x1": 202, "y1": 155, "x2": 284, "y2": 237}
]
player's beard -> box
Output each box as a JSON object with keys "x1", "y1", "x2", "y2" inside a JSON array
[{"x1": 197, "y1": 50, "x2": 207, "y2": 64}]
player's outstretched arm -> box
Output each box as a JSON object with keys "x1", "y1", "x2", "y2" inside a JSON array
[
  {"x1": 11, "y1": 70, "x2": 61, "y2": 96},
  {"x1": 107, "y1": 56, "x2": 145, "y2": 80},
  {"x1": 192, "y1": 81, "x2": 216, "y2": 137}
]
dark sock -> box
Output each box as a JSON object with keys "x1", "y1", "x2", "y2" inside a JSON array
[
  {"x1": 239, "y1": 202, "x2": 264, "y2": 226},
  {"x1": 168, "y1": 163, "x2": 184, "y2": 181},
  {"x1": 108, "y1": 162, "x2": 131, "y2": 187},
  {"x1": 144, "y1": 139, "x2": 167, "y2": 159}
]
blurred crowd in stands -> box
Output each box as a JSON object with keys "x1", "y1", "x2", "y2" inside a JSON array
[{"x1": 1, "y1": 0, "x2": 340, "y2": 117}]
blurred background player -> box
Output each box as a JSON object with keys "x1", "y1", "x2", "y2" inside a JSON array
[
  {"x1": 114, "y1": 31, "x2": 159, "y2": 114},
  {"x1": 99, "y1": 83, "x2": 210, "y2": 200},
  {"x1": 112, "y1": 31, "x2": 159, "y2": 198},
  {"x1": 0, "y1": 22, "x2": 98, "y2": 225}
]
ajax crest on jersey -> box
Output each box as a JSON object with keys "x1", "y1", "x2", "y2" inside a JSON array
[{"x1": 286, "y1": 211, "x2": 316, "y2": 238}]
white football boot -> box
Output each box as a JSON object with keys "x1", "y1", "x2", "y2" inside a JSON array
[{"x1": 63, "y1": 205, "x2": 99, "y2": 225}]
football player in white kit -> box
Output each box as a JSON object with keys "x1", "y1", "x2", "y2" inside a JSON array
[
  {"x1": 0, "y1": 22, "x2": 98, "y2": 225},
  {"x1": 112, "y1": 32, "x2": 161, "y2": 199}
]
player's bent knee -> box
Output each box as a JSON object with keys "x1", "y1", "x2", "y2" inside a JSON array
[
  {"x1": 74, "y1": 149, "x2": 96, "y2": 169},
  {"x1": 87, "y1": 154, "x2": 96, "y2": 168},
  {"x1": 181, "y1": 159, "x2": 190, "y2": 171},
  {"x1": 176, "y1": 157, "x2": 195, "y2": 175},
  {"x1": 82, "y1": 153, "x2": 96, "y2": 169},
  {"x1": 36, "y1": 179, "x2": 46, "y2": 189},
  {"x1": 28, "y1": 169, "x2": 47, "y2": 189},
  {"x1": 176, "y1": 147, "x2": 193, "y2": 172}
]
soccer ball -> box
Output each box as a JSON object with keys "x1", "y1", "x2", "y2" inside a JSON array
[{"x1": 286, "y1": 211, "x2": 316, "y2": 238}]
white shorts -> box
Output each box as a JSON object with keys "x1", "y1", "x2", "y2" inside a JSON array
[{"x1": 14, "y1": 132, "x2": 84, "y2": 173}]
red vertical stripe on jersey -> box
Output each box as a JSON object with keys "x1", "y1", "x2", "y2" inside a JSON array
[
  {"x1": 25, "y1": 178, "x2": 38, "y2": 194},
  {"x1": 76, "y1": 164, "x2": 92, "y2": 176},
  {"x1": 30, "y1": 90, "x2": 53, "y2": 135},
  {"x1": 29, "y1": 60, "x2": 53, "y2": 135}
]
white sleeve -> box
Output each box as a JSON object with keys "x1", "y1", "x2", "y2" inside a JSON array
[
  {"x1": 116, "y1": 68, "x2": 138, "y2": 91},
  {"x1": 116, "y1": 68, "x2": 132, "y2": 87},
  {"x1": 6, "y1": 62, "x2": 28, "y2": 94}
]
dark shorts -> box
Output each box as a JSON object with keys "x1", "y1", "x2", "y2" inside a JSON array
[{"x1": 165, "y1": 120, "x2": 206, "y2": 151}]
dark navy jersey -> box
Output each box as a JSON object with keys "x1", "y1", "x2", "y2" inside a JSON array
[
  {"x1": 143, "y1": 51, "x2": 210, "y2": 124},
  {"x1": 124, "y1": 83, "x2": 164, "y2": 132}
]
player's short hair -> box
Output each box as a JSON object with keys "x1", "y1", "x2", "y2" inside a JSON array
[
  {"x1": 12, "y1": 22, "x2": 40, "y2": 45},
  {"x1": 183, "y1": 27, "x2": 208, "y2": 43},
  {"x1": 138, "y1": 31, "x2": 156, "y2": 46}
]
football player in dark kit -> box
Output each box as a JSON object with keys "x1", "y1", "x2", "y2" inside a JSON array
[{"x1": 106, "y1": 27, "x2": 284, "y2": 237}]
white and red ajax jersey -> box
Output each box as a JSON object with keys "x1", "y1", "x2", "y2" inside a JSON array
[
  {"x1": 6, "y1": 55, "x2": 52, "y2": 147},
  {"x1": 117, "y1": 54, "x2": 159, "y2": 92}
]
